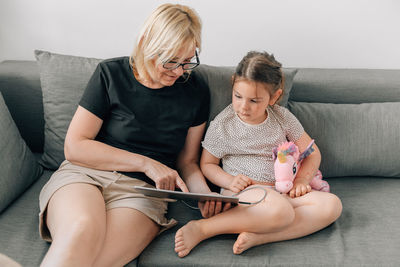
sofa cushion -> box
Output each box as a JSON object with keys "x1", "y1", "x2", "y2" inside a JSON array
[
  {"x1": 139, "y1": 177, "x2": 400, "y2": 267},
  {"x1": 290, "y1": 68, "x2": 400, "y2": 103},
  {"x1": 34, "y1": 50, "x2": 102, "y2": 170},
  {"x1": 195, "y1": 65, "x2": 298, "y2": 121},
  {"x1": 0, "y1": 92, "x2": 43, "y2": 212},
  {"x1": 0, "y1": 60, "x2": 44, "y2": 153},
  {"x1": 289, "y1": 101, "x2": 400, "y2": 178},
  {"x1": 0, "y1": 169, "x2": 138, "y2": 267}
]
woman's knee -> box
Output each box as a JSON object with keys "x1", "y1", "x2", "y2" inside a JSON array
[{"x1": 52, "y1": 214, "x2": 106, "y2": 247}]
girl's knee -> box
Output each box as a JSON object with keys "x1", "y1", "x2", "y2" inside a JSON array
[
  {"x1": 330, "y1": 194, "x2": 343, "y2": 219},
  {"x1": 268, "y1": 199, "x2": 295, "y2": 229},
  {"x1": 320, "y1": 193, "x2": 343, "y2": 223}
]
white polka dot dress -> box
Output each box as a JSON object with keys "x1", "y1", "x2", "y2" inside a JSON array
[{"x1": 202, "y1": 104, "x2": 304, "y2": 183}]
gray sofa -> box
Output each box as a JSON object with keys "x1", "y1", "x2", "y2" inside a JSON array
[{"x1": 1, "y1": 51, "x2": 400, "y2": 267}]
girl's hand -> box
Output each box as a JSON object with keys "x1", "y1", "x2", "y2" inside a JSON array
[
  {"x1": 143, "y1": 158, "x2": 189, "y2": 192},
  {"x1": 289, "y1": 178, "x2": 312, "y2": 198},
  {"x1": 198, "y1": 198, "x2": 232, "y2": 218},
  {"x1": 228, "y1": 174, "x2": 254, "y2": 193}
]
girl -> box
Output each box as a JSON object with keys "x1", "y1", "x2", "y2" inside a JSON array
[{"x1": 175, "y1": 51, "x2": 343, "y2": 257}]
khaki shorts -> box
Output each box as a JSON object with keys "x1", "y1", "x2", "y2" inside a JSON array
[{"x1": 39, "y1": 160, "x2": 177, "y2": 242}]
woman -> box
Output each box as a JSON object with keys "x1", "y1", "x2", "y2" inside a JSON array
[{"x1": 39, "y1": 4, "x2": 221, "y2": 266}]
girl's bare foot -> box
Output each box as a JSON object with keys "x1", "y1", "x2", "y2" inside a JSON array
[
  {"x1": 233, "y1": 232, "x2": 269, "y2": 254},
  {"x1": 175, "y1": 220, "x2": 206, "y2": 258}
]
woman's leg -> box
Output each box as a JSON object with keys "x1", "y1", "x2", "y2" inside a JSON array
[
  {"x1": 40, "y1": 183, "x2": 107, "y2": 267},
  {"x1": 233, "y1": 191, "x2": 342, "y2": 254},
  {"x1": 92, "y1": 207, "x2": 160, "y2": 267},
  {"x1": 175, "y1": 186, "x2": 295, "y2": 257}
]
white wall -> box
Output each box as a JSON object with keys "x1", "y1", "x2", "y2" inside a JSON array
[{"x1": 1, "y1": 0, "x2": 399, "y2": 69}]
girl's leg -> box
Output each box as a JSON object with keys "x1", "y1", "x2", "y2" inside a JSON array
[
  {"x1": 92, "y1": 208, "x2": 160, "y2": 267},
  {"x1": 175, "y1": 186, "x2": 295, "y2": 257},
  {"x1": 233, "y1": 191, "x2": 342, "y2": 254},
  {"x1": 40, "y1": 183, "x2": 107, "y2": 267}
]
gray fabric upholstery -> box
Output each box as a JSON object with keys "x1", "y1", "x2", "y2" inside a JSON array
[
  {"x1": 0, "y1": 169, "x2": 138, "y2": 266},
  {"x1": 195, "y1": 65, "x2": 298, "y2": 121},
  {"x1": 289, "y1": 101, "x2": 400, "y2": 178},
  {"x1": 0, "y1": 254, "x2": 21, "y2": 267},
  {"x1": 0, "y1": 171, "x2": 51, "y2": 266},
  {"x1": 139, "y1": 177, "x2": 400, "y2": 266},
  {"x1": 290, "y1": 68, "x2": 400, "y2": 103},
  {"x1": 34, "y1": 50, "x2": 102, "y2": 170},
  {"x1": 1, "y1": 60, "x2": 400, "y2": 266},
  {"x1": 0, "y1": 93, "x2": 43, "y2": 212},
  {"x1": 0, "y1": 61, "x2": 44, "y2": 153}
]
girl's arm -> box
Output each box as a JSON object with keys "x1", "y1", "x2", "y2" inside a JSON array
[
  {"x1": 291, "y1": 131, "x2": 322, "y2": 198},
  {"x1": 200, "y1": 149, "x2": 230, "y2": 189},
  {"x1": 200, "y1": 150, "x2": 253, "y2": 193}
]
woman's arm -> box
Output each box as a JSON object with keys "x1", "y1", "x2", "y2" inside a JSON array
[
  {"x1": 291, "y1": 131, "x2": 322, "y2": 198},
  {"x1": 176, "y1": 122, "x2": 210, "y2": 193},
  {"x1": 176, "y1": 122, "x2": 232, "y2": 217},
  {"x1": 65, "y1": 106, "x2": 145, "y2": 171},
  {"x1": 65, "y1": 106, "x2": 187, "y2": 191}
]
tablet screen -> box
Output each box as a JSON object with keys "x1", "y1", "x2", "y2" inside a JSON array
[{"x1": 134, "y1": 186, "x2": 239, "y2": 204}]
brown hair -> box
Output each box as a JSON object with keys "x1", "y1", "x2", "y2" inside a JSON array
[{"x1": 233, "y1": 51, "x2": 285, "y2": 102}]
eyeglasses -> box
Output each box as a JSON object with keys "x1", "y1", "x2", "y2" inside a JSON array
[{"x1": 162, "y1": 51, "x2": 200, "y2": 70}]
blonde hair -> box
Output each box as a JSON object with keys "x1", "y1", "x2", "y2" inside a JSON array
[{"x1": 130, "y1": 4, "x2": 202, "y2": 82}]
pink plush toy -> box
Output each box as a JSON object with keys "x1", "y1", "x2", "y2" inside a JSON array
[{"x1": 272, "y1": 140, "x2": 330, "y2": 194}]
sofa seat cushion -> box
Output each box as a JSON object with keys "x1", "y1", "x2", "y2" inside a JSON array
[
  {"x1": 0, "y1": 171, "x2": 51, "y2": 266},
  {"x1": 138, "y1": 177, "x2": 400, "y2": 266},
  {"x1": 0, "y1": 93, "x2": 43, "y2": 213},
  {"x1": 0, "y1": 168, "x2": 138, "y2": 267}
]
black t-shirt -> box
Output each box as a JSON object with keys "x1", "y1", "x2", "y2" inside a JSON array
[{"x1": 79, "y1": 57, "x2": 210, "y2": 185}]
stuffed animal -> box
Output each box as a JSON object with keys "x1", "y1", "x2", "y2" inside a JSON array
[{"x1": 272, "y1": 140, "x2": 330, "y2": 194}]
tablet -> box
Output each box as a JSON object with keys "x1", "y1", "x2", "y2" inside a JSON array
[{"x1": 134, "y1": 186, "x2": 239, "y2": 204}]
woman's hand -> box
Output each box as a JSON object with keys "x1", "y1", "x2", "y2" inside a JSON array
[
  {"x1": 289, "y1": 178, "x2": 312, "y2": 198},
  {"x1": 143, "y1": 158, "x2": 189, "y2": 192},
  {"x1": 198, "y1": 197, "x2": 232, "y2": 218},
  {"x1": 228, "y1": 174, "x2": 254, "y2": 193}
]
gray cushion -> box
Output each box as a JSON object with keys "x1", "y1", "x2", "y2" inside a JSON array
[
  {"x1": 290, "y1": 68, "x2": 400, "y2": 103},
  {"x1": 0, "y1": 60, "x2": 44, "y2": 153},
  {"x1": 195, "y1": 65, "x2": 298, "y2": 121},
  {"x1": 289, "y1": 101, "x2": 400, "y2": 178},
  {"x1": 139, "y1": 177, "x2": 400, "y2": 266},
  {"x1": 0, "y1": 92, "x2": 43, "y2": 212},
  {"x1": 34, "y1": 50, "x2": 102, "y2": 170},
  {"x1": 0, "y1": 169, "x2": 138, "y2": 267}
]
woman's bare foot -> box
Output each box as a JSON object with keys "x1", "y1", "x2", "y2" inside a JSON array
[
  {"x1": 233, "y1": 232, "x2": 269, "y2": 254},
  {"x1": 175, "y1": 220, "x2": 206, "y2": 258}
]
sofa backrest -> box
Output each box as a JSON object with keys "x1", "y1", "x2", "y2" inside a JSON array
[
  {"x1": 290, "y1": 68, "x2": 400, "y2": 103},
  {"x1": 0, "y1": 61, "x2": 44, "y2": 153},
  {"x1": 1, "y1": 59, "x2": 399, "y2": 178},
  {"x1": 193, "y1": 64, "x2": 400, "y2": 178},
  {"x1": 289, "y1": 69, "x2": 400, "y2": 178},
  {"x1": 194, "y1": 64, "x2": 298, "y2": 122}
]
